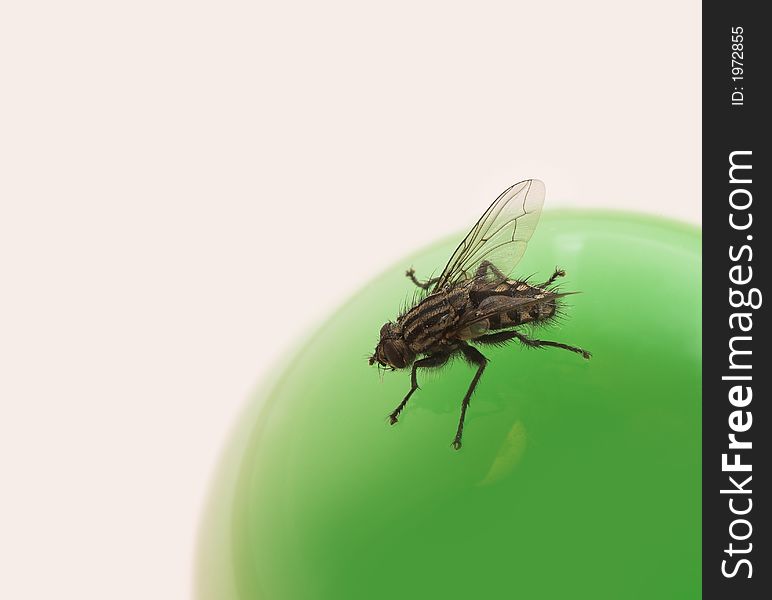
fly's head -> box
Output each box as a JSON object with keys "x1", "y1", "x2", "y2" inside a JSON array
[{"x1": 369, "y1": 322, "x2": 414, "y2": 370}]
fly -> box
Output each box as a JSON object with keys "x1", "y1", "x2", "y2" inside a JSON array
[{"x1": 369, "y1": 179, "x2": 591, "y2": 450}]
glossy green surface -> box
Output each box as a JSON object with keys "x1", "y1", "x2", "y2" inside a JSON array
[{"x1": 197, "y1": 212, "x2": 701, "y2": 599}]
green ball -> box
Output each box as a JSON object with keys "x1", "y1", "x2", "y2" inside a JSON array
[{"x1": 197, "y1": 211, "x2": 701, "y2": 599}]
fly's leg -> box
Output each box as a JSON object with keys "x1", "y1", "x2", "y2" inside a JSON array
[
  {"x1": 472, "y1": 330, "x2": 522, "y2": 347},
  {"x1": 389, "y1": 353, "x2": 451, "y2": 425},
  {"x1": 505, "y1": 330, "x2": 591, "y2": 359},
  {"x1": 405, "y1": 268, "x2": 440, "y2": 290},
  {"x1": 452, "y1": 344, "x2": 488, "y2": 450},
  {"x1": 539, "y1": 267, "x2": 566, "y2": 288}
]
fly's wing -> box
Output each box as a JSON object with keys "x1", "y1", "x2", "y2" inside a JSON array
[
  {"x1": 431, "y1": 179, "x2": 545, "y2": 292},
  {"x1": 449, "y1": 292, "x2": 576, "y2": 339},
  {"x1": 452, "y1": 291, "x2": 573, "y2": 332}
]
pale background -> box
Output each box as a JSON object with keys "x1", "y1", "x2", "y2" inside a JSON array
[{"x1": 1, "y1": 1, "x2": 699, "y2": 598}]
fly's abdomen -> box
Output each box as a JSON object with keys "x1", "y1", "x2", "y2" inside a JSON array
[
  {"x1": 469, "y1": 281, "x2": 559, "y2": 334},
  {"x1": 496, "y1": 298, "x2": 557, "y2": 328}
]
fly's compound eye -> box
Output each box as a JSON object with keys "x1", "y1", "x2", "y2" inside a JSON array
[{"x1": 383, "y1": 341, "x2": 407, "y2": 369}]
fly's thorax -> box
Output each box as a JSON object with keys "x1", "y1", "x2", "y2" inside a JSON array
[{"x1": 398, "y1": 287, "x2": 469, "y2": 353}]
